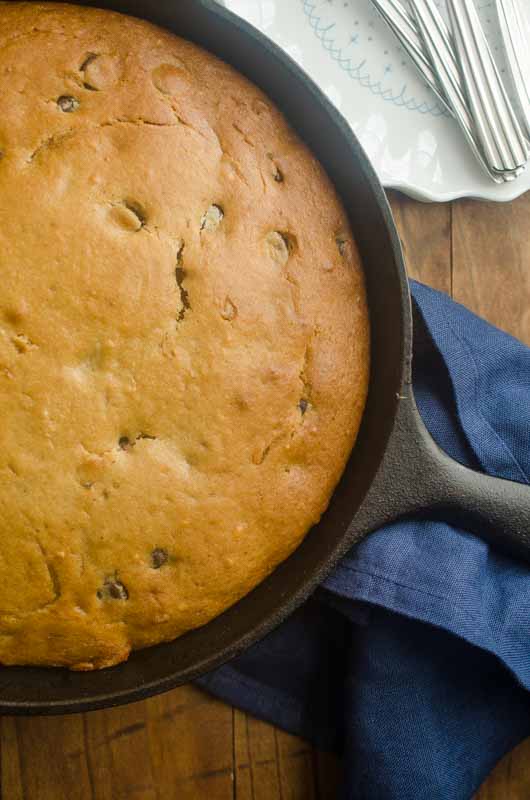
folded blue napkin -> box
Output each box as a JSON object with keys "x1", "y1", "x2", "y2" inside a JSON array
[{"x1": 198, "y1": 281, "x2": 530, "y2": 800}]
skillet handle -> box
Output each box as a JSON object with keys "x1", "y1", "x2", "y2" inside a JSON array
[{"x1": 357, "y1": 389, "x2": 530, "y2": 564}]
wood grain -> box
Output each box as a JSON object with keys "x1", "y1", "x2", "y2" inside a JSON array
[
  {"x1": 1, "y1": 192, "x2": 529, "y2": 799},
  {"x1": 452, "y1": 193, "x2": 530, "y2": 346},
  {"x1": 234, "y1": 708, "x2": 282, "y2": 799},
  {"x1": 387, "y1": 190, "x2": 452, "y2": 292}
]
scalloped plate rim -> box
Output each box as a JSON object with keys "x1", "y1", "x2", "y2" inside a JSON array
[{"x1": 385, "y1": 176, "x2": 530, "y2": 202}]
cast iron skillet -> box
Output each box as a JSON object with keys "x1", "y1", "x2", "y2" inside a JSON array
[{"x1": 2, "y1": 0, "x2": 530, "y2": 715}]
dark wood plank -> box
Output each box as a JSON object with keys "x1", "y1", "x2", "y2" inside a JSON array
[
  {"x1": 452, "y1": 193, "x2": 530, "y2": 345},
  {"x1": 83, "y1": 698, "x2": 157, "y2": 800},
  {"x1": 82, "y1": 686, "x2": 234, "y2": 800},
  {"x1": 387, "y1": 190, "x2": 452, "y2": 292},
  {"x1": 0, "y1": 718, "x2": 24, "y2": 800},
  {"x1": 233, "y1": 708, "x2": 250, "y2": 799},
  {"x1": 234, "y1": 708, "x2": 281, "y2": 800},
  {"x1": 233, "y1": 709, "x2": 319, "y2": 799},
  {"x1": 4, "y1": 715, "x2": 94, "y2": 800},
  {"x1": 275, "y1": 729, "x2": 316, "y2": 800},
  {"x1": 143, "y1": 686, "x2": 233, "y2": 795}
]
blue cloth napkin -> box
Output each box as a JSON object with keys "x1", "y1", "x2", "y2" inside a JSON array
[{"x1": 198, "y1": 281, "x2": 530, "y2": 800}]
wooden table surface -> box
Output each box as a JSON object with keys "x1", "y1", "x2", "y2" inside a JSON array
[{"x1": 1, "y1": 191, "x2": 529, "y2": 800}]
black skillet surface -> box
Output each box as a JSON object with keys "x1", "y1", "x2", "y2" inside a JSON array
[{"x1": 1, "y1": 0, "x2": 529, "y2": 715}]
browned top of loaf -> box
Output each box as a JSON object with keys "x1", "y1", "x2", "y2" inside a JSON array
[{"x1": 0, "y1": 1, "x2": 369, "y2": 669}]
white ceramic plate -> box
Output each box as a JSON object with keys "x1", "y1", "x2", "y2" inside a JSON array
[{"x1": 221, "y1": 0, "x2": 530, "y2": 202}]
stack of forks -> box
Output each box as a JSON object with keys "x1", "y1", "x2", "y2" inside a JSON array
[{"x1": 369, "y1": 0, "x2": 530, "y2": 183}]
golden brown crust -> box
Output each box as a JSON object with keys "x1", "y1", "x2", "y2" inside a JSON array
[{"x1": 0, "y1": 2, "x2": 369, "y2": 669}]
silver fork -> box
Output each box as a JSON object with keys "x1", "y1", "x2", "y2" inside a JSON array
[
  {"x1": 407, "y1": 0, "x2": 510, "y2": 182},
  {"x1": 369, "y1": 0, "x2": 517, "y2": 182},
  {"x1": 445, "y1": 0, "x2": 528, "y2": 176},
  {"x1": 496, "y1": 0, "x2": 530, "y2": 140}
]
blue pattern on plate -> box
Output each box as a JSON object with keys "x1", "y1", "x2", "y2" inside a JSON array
[{"x1": 301, "y1": 0, "x2": 504, "y2": 118}]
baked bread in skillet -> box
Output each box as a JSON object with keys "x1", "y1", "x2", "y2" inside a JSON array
[{"x1": 0, "y1": 2, "x2": 369, "y2": 669}]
